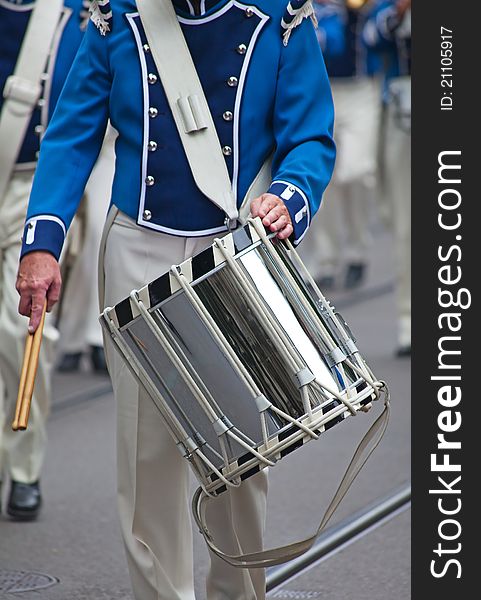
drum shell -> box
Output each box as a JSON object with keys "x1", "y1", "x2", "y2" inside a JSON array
[{"x1": 102, "y1": 224, "x2": 377, "y2": 494}]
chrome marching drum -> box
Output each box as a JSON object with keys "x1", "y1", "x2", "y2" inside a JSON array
[{"x1": 101, "y1": 217, "x2": 389, "y2": 567}]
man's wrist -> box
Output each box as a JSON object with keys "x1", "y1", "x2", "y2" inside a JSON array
[
  {"x1": 268, "y1": 181, "x2": 310, "y2": 245},
  {"x1": 20, "y1": 216, "x2": 66, "y2": 261}
]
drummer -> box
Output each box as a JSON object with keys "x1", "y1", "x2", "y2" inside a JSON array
[{"x1": 15, "y1": 1, "x2": 336, "y2": 599}]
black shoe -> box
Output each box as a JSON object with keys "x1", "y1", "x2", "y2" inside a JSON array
[
  {"x1": 7, "y1": 480, "x2": 42, "y2": 521},
  {"x1": 345, "y1": 263, "x2": 366, "y2": 289},
  {"x1": 396, "y1": 344, "x2": 411, "y2": 358},
  {"x1": 57, "y1": 352, "x2": 82, "y2": 372},
  {"x1": 90, "y1": 345, "x2": 108, "y2": 373},
  {"x1": 315, "y1": 275, "x2": 335, "y2": 291}
]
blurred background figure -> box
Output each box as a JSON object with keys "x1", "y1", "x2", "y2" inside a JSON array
[
  {"x1": 299, "y1": 0, "x2": 384, "y2": 290},
  {"x1": 0, "y1": 0, "x2": 89, "y2": 520},
  {"x1": 364, "y1": 0, "x2": 411, "y2": 356},
  {"x1": 56, "y1": 125, "x2": 117, "y2": 374}
]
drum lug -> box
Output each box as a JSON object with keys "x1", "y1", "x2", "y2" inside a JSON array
[
  {"x1": 325, "y1": 347, "x2": 347, "y2": 368},
  {"x1": 213, "y1": 416, "x2": 234, "y2": 435},
  {"x1": 224, "y1": 216, "x2": 238, "y2": 230},
  {"x1": 295, "y1": 366, "x2": 316, "y2": 388},
  {"x1": 176, "y1": 440, "x2": 191, "y2": 458},
  {"x1": 255, "y1": 393, "x2": 272, "y2": 412},
  {"x1": 183, "y1": 436, "x2": 201, "y2": 456},
  {"x1": 343, "y1": 338, "x2": 359, "y2": 355}
]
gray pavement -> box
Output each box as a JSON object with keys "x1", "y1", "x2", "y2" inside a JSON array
[
  {"x1": 0, "y1": 227, "x2": 410, "y2": 599},
  {"x1": 266, "y1": 508, "x2": 411, "y2": 600}
]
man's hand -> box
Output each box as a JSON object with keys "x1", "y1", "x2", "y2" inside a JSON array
[
  {"x1": 250, "y1": 193, "x2": 294, "y2": 240},
  {"x1": 396, "y1": 0, "x2": 411, "y2": 18},
  {"x1": 16, "y1": 251, "x2": 62, "y2": 333}
]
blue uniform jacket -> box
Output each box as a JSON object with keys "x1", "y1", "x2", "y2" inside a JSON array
[
  {"x1": 315, "y1": 0, "x2": 386, "y2": 78},
  {"x1": 21, "y1": 0, "x2": 336, "y2": 260},
  {"x1": 0, "y1": 0, "x2": 87, "y2": 168},
  {"x1": 313, "y1": 1, "x2": 345, "y2": 57},
  {"x1": 362, "y1": 0, "x2": 411, "y2": 82}
]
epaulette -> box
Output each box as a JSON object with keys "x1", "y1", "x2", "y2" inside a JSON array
[
  {"x1": 281, "y1": 0, "x2": 318, "y2": 46},
  {"x1": 89, "y1": 0, "x2": 113, "y2": 36}
]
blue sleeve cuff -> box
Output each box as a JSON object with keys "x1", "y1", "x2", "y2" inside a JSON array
[
  {"x1": 268, "y1": 180, "x2": 310, "y2": 246},
  {"x1": 20, "y1": 216, "x2": 66, "y2": 261}
]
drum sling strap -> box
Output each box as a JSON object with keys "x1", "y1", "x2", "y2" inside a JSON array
[
  {"x1": 0, "y1": 0, "x2": 64, "y2": 202},
  {"x1": 136, "y1": 0, "x2": 390, "y2": 569},
  {"x1": 193, "y1": 390, "x2": 390, "y2": 568}
]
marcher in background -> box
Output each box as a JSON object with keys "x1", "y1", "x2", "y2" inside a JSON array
[
  {"x1": 0, "y1": 0, "x2": 89, "y2": 520},
  {"x1": 363, "y1": 0, "x2": 411, "y2": 355},
  {"x1": 15, "y1": 1, "x2": 336, "y2": 598},
  {"x1": 313, "y1": 0, "x2": 346, "y2": 57},
  {"x1": 56, "y1": 125, "x2": 117, "y2": 374},
  {"x1": 299, "y1": 0, "x2": 384, "y2": 290}
]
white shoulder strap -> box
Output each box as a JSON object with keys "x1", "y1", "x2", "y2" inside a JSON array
[
  {"x1": 238, "y1": 153, "x2": 273, "y2": 224},
  {"x1": 0, "y1": 0, "x2": 64, "y2": 200},
  {"x1": 136, "y1": 0, "x2": 239, "y2": 223}
]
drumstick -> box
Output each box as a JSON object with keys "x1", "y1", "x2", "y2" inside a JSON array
[
  {"x1": 12, "y1": 301, "x2": 47, "y2": 431},
  {"x1": 11, "y1": 333, "x2": 34, "y2": 431}
]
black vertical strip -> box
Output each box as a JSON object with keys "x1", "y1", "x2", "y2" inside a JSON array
[
  {"x1": 191, "y1": 247, "x2": 216, "y2": 280},
  {"x1": 232, "y1": 224, "x2": 253, "y2": 253},
  {"x1": 148, "y1": 272, "x2": 172, "y2": 307},
  {"x1": 115, "y1": 298, "x2": 134, "y2": 328},
  {"x1": 412, "y1": 3, "x2": 476, "y2": 598}
]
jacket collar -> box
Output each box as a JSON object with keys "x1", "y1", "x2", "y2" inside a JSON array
[{"x1": 171, "y1": 0, "x2": 230, "y2": 18}]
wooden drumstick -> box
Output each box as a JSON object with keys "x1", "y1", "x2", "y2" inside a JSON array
[
  {"x1": 12, "y1": 301, "x2": 47, "y2": 431},
  {"x1": 11, "y1": 333, "x2": 34, "y2": 431}
]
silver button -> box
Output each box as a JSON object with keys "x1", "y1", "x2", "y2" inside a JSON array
[
  {"x1": 222, "y1": 146, "x2": 232, "y2": 156},
  {"x1": 40, "y1": 73, "x2": 49, "y2": 82},
  {"x1": 143, "y1": 44, "x2": 150, "y2": 53},
  {"x1": 148, "y1": 141, "x2": 158, "y2": 152},
  {"x1": 236, "y1": 44, "x2": 247, "y2": 55},
  {"x1": 143, "y1": 209, "x2": 152, "y2": 220},
  {"x1": 245, "y1": 8, "x2": 254, "y2": 17},
  {"x1": 34, "y1": 125, "x2": 44, "y2": 135},
  {"x1": 223, "y1": 111, "x2": 233, "y2": 121},
  {"x1": 37, "y1": 98, "x2": 46, "y2": 108},
  {"x1": 149, "y1": 107, "x2": 158, "y2": 118},
  {"x1": 227, "y1": 76, "x2": 238, "y2": 87},
  {"x1": 145, "y1": 176, "x2": 155, "y2": 186},
  {"x1": 148, "y1": 73, "x2": 158, "y2": 84}
]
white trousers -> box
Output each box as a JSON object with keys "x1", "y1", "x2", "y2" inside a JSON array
[
  {"x1": 58, "y1": 126, "x2": 117, "y2": 353},
  {"x1": 299, "y1": 77, "x2": 382, "y2": 278},
  {"x1": 381, "y1": 77, "x2": 411, "y2": 347},
  {"x1": 0, "y1": 170, "x2": 56, "y2": 483},
  {"x1": 100, "y1": 209, "x2": 268, "y2": 600}
]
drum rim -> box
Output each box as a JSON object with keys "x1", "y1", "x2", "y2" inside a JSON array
[
  {"x1": 203, "y1": 385, "x2": 376, "y2": 496},
  {"x1": 105, "y1": 221, "x2": 276, "y2": 329}
]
